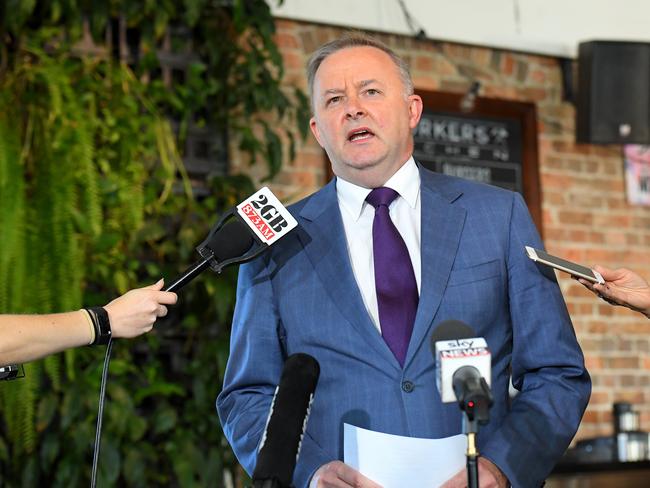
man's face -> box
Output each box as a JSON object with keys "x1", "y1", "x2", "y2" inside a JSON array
[{"x1": 310, "y1": 46, "x2": 423, "y2": 188}]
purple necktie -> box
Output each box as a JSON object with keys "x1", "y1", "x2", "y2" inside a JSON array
[{"x1": 366, "y1": 187, "x2": 418, "y2": 367}]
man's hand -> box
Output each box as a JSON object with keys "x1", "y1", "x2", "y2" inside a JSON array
[
  {"x1": 441, "y1": 457, "x2": 508, "y2": 488},
  {"x1": 310, "y1": 461, "x2": 382, "y2": 488},
  {"x1": 577, "y1": 265, "x2": 650, "y2": 318}
]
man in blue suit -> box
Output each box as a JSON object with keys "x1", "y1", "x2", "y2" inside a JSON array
[{"x1": 217, "y1": 34, "x2": 590, "y2": 488}]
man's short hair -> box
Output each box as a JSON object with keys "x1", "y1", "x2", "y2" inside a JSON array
[{"x1": 306, "y1": 32, "x2": 414, "y2": 106}]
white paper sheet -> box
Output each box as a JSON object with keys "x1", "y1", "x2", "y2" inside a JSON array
[{"x1": 344, "y1": 424, "x2": 466, "y2": 487}]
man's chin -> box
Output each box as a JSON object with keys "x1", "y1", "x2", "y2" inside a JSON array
[
  {"x1": 335, "y1": 161, "x2": 394, "y2": 188},
  {"x1": 340, "y1": 151, "x2": 386, "y2": 169}
]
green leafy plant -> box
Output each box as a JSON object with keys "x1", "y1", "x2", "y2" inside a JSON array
[{"x1": 0, "y1": 1, "x2": 308, "y2": 485}]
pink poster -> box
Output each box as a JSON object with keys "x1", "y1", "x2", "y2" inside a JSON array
[{"x1": 624, "y1": 144, "x2": 650, "y2": 205}]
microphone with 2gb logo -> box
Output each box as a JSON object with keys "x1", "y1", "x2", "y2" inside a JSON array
[{"x1": 165, "y1": 187, "x2": 298, "y2": 292}]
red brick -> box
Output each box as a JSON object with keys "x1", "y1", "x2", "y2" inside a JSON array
[
  {"x1": 274, "y1": 33, "x2": 300, "y2": 49},
  {"x1": 529, "y1": 69, "x2": 547, "y2": 84},
  {"x1": 565, "y1": 284, "x2": 594, "y2": 298},
  {"x1": 414, "y1": 55, "x2": 434, "y2": 72},
  {"x1": 501, "y1": 53, "x2": 515, "y2": 75},
  {"x1": 275, "y1": 19, "x2": 297, "y2": 31},
  {"x1": 543, "y1": 191, "x2": 566, "y2": 206},
  {"x1": 541, "y1": 173, "x2": 573, "y2": 190},
  {"x1": 413, "y1": 76, "x2": 439, "y2": 91},
  {"x1": 606, "y1": 357, "x2": 641, "y2": 369},
  {"x1": 543, "y1": 227, "x2": 567, "y2": 241},
  {"x1": 586, "y1": 322, "x2": 610, "y2": 333},
  {"x1": 579, "y1": 303, "x2": 595, "y2": 314},
  {"x1": 620, "y1": 375, "x2": 638, "y2": 386},
  {"x1": 558, "y1": 210, "x2": 593, "y2": 226},
  {"x1": 585, "y1": 356, "x2": 604, "y2": 370},
  {"x1": 470, "y1": 48, "x2": 491, "y2": 66},
  {"x1": 613, "y1": 391, "x2": 645, "y2": 404},
  {"x1": 591, "y1": 374, "x2": 616, "y2": 387},
  {"x1": 282, "y1": 51, "x2": 303, "y2": 70},
  {"x1": 444, "y1": 44, "x2": 473, "y2": 59},
  {"x1": 433, "y1": 56, "x2": 457, "y2": 76},
  {"x1": 487, "y1": 85, "x2": 521, "y2": 99},
  {"x1": 552, "y1": 140, "x2": 593, "y2": 155},
  {"x1": 521, "y1": 87, "x2": 549, "y2": 102},
  {"x1": 590, "y1": 391, "x2": 611, "y2": 404}
]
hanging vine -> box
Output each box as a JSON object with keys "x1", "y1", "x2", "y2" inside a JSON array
[{"x1": 0, "y1": 1, "x2": 307, "y2": 486}]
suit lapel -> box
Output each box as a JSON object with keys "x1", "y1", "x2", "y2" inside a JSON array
[
  {"x1": 297, "y1": 181, "x2": 400, "y2": 370},
  {"x1": 404, "y1": 168, "x2": 467, "y2": 368}
]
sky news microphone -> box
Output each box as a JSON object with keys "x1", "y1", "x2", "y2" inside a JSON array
[
  {"x1": 252, "y1": 353, "x2": 320, "y2": 488},
  {"x1": 431, "y1": 320, "x2": 493, "y2": 423},
  {"x1": 165, "y1": 187, "x2": 297, "y2": 292}
]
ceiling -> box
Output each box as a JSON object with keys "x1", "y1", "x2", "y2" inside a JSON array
[{"x1": 271, "y1": 0, "x2": 650, "y2": 58}]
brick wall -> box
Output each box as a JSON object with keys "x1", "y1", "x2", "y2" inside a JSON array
[{"x1": 264, "y1": 19, "x2": 650, "y2": 442}]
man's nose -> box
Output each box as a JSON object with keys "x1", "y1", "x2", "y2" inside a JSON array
[{"x1": 344, "y1": 96, "x2": 365, "y2": 119}]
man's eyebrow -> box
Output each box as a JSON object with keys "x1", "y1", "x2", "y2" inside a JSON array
[
  {"x1": 320, "y1": 79, "x2": 382, "y2": 96},
  {"x1": 322, "y1": 88, "x2": 345, "y2": 96},
  {"x1": 357, "y1": 79, "x2": 379, "y2": 88}
]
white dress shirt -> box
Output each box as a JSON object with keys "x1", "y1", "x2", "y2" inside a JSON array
[{"x1": 336, "y1": 157, "x2": 422, "y2": 333}]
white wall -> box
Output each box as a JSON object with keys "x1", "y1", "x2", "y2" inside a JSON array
[{"x1": 271, "y1": 0, "x2": 650, "y2": 58}]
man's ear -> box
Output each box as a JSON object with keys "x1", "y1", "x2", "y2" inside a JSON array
[
  {"x1": 407, "y1": 94, "x2": 423, "y2": 129},
  {"x1": 310, "y1": 117, "x2": 324, "y2": 148}
]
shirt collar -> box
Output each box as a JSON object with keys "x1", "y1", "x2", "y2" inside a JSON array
[{"x1": 336, "y1": 156, "x2": 420, "y2": 221}]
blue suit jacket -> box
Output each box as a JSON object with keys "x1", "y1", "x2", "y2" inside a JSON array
[{"x1": 217, "y1": 166, "x2": 591, "y2": 488}]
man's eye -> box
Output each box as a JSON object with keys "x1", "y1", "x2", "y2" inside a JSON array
[
  {"x1": 327, "y1": 96, "x2": 341, "y2": 105},
  {"x1": 366, "y1": 89, "x2": 379, "y2": 95}
]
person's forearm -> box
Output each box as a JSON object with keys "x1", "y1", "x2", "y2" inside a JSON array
[
  {"x1": 0, "y1": 311, "x2": 92, "y2": 366},
  {"x1": 0, "y1": 281, "x2": 175, "y2": 366}
]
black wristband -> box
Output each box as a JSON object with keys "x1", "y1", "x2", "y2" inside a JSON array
[{"x1": 86, "y1": 307, "x2": 112, "y2": 345}]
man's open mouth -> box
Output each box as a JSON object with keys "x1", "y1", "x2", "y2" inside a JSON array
[{"x1": 347, "y1": 128, "x2": 375, "y2": 142}]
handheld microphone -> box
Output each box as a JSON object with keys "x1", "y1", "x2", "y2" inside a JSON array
[
  {"x1": 252, "y1": 353, "x2": 320, "y2": 488},
  {"x1": 166, "y1": 187, "x2": 297, "y2": 292},
  {"x1": 431, "y1": 320, "x2": 493, "y2": 423},
  {"x1": 0, "y1": 364, "x2": 23, "y2": 381}
]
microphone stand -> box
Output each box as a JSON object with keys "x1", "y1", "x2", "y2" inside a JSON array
[
  {"x1": 462, "y1": 411, "x2": 480, "y2": 488},
  {"x1": 454, "y1": 373, "x2": 493, "y2": 488}
]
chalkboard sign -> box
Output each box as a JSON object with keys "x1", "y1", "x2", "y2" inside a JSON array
[
  {"x1": 414, "y1": 111, "x2": 524, "y2": 193},
  {"x1": 415, "y1": 90, "x2": 542, "y2": 235}
]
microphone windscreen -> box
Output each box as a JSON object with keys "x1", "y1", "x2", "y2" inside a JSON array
[
  {"x1": 253, "y1": 353, "x2": 320, "y2": 487},
  {"x1": 430, "y1": 319, "x2": 475, "y2": 345},
  {"x1": 207, "y1": 218, "x2": 255, "y2": 262}
]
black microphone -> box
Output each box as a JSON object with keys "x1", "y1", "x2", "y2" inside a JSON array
[
  {"x1": 431, "y1": 320, "x2": 493, "y2": 424},
  {"x1": 452, "y1": 366, "x2": 492, "y2": 424},
  {"x1": 252, "y1": 353, "x2": 320, "y2": 488},
  {"x1": 430, "y1": 319, "x2": 475, "y2": 344},
  {"x1": 0, "y1": 364, "x2": 22, "y2": 381},
  {"x1": 165, "y1": 218, "x2": 254, "y2": 292},
  {"x1": 165, "y1": 187, "x2": 298, "y2": 292}
]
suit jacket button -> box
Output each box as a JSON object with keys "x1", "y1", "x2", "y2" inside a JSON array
[{"x1": 401, "y1": 380, "x2": 414, "y2": 393}]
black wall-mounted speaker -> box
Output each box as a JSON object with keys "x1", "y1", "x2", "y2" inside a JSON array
[{"x1": 576, "y1": 41, "x2": 650, "y2": 144}]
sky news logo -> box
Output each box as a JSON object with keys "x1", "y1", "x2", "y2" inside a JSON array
[{"x1": 440, "y1": 348, "x2": 489, "y2": 358}]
